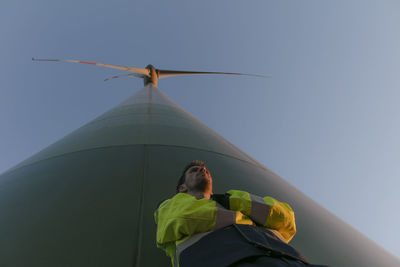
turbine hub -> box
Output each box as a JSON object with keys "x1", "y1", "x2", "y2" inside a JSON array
[{"x1": 144, "y1": 64, "x2": 159, "y2": 87}]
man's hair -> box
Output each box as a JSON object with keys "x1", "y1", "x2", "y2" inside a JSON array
[{"x1": 176, "y1": 160, "x2": 206, "y2": 193}]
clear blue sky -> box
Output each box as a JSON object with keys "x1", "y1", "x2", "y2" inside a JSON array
[{"x1": 1, "y1": 0, "x2": 399, "y2": 258}]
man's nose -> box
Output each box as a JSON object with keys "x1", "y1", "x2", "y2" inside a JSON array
[{"x1": 200, "y1": 167, "x2": 208, "y2": 173}]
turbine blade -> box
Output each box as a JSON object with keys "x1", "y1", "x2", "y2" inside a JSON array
[
  {"x1": 158, "y1": 69, "x2": 269, "y2": 79},
  {"x1": 104, "y1": 73, "x2": 144, "y2": 82},
  {"x1": 32, "y1": 58, "x2": 150, "y2": 77}
]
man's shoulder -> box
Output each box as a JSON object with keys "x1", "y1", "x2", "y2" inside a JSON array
[{"x1": 156, "y1": 193, "x2": 196, "y2": 209}]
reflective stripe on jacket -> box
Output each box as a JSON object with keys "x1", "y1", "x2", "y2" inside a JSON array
[{"x1": 154, "y1": 190, "x2": 296, "y2": 266}]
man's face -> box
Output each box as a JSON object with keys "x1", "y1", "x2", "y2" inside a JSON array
[{"x1": 181, "y1": 165, "x2": 213, "y2": 195}]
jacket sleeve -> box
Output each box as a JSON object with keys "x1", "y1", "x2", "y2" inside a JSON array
[
  {"x1": 154, "y1": 193, "x2": 243, "y2": 247},
  {"x1": 226, "y1": 190, "x2": 296, "y2": 242}
]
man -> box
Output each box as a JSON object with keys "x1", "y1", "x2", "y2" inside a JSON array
[{"x1": 154, "y1": 160, "x2": 325, "y2": 267}]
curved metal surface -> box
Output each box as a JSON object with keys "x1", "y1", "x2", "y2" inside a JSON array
[{"x1": 0, "y1": 85, "x2": 398, "y2": 266}]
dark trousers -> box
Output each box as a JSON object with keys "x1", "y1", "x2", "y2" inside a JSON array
[
  {"x1": 230, "y1": 255, "x2": 328, "y2": 267},
  {"x1": 180, "y1": 225, "x2": 328, "y2": 267}
]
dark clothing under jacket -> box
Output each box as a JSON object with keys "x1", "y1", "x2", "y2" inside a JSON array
[{"x1": 180, "y1": 224, "x2": 328, "y2": 267}]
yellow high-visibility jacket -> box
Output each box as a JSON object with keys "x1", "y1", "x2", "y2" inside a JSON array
[{"x1": 154, "y1": 190, "x2": 296, "y2": 266}]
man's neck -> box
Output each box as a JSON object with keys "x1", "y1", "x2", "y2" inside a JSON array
[{"x1": 186, "y1": 190, "x2": 211, "y2": 200}]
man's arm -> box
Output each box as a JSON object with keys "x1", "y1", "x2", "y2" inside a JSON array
[
  {"x1": 154, "y1": 193, "x2": 243, "y2": 247},
  {"x1": 224, "y1": 190, "x2": 296, "y2": 243}
]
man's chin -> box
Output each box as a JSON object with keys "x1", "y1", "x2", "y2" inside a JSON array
[{"x1": 191, "y1": 178, "x2": 210, "y2": 191}]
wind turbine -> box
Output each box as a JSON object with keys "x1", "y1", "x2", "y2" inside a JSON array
[
  {"x1": 0, "y1": 58, "x2": 398, "y2": 267},
  {"x1": 31, "y1": 58, "x2": 266, "y2": 86}
]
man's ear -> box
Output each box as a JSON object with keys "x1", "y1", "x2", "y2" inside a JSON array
[{"x1": 178, "y1": 184, "x2": 188, "y2": 193}]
